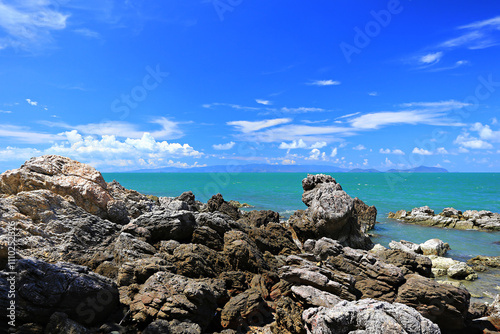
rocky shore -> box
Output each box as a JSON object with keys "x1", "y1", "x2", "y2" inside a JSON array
[
  {"x1": 388, "y1": 206, "x2": 500, "y2": 231},
  {"x1": 1, "y1": 155, "x2": 500, "y2": 333}
]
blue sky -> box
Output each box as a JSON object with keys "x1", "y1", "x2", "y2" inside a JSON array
[{"x1": 0, "y1": 0, "x2": 500, "y2": 172}]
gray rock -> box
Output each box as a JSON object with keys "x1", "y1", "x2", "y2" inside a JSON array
[
  {"x1": 130, "y1": 209, "x2": 196, "y2": 243},
  {"x1": 447, "y1": 262, "x2": 477, "y2": 281},
  {"x1": 303, "y1": 298, "x2": 441, "y2": 334},
  {"x1": 420, "y1": 239, "x2": 450, "y2": 256},
  {"x1": 389, "y1": 240, "x2": 422, "y2": 254},
  {"x1": 291, "y1": 285, "x2": 342, "y2": 308}
]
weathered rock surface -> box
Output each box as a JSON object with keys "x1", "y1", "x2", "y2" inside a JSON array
[
  {"x1": 420, "y1": 239, "x2": 450, "y2": 256},
  {"x1": 288, "y1": 174, "x2": 374, "y2": 250},
  {"x1": 395, "y1": 274, "x2": 470, "y2": 331},
  {"x1": 389, "y1": 206, "x2": 500, "y2": 231},
  {"x1": 1, "y1": 258, "x2": 119, "y2": 326},
  {"x1": 427, "y1": 255, "x2": 477, "y2": 280},
  {"x1": 1, "y1": 157, "x2": 481, "y2": 333},
  {"x1": 129, "y1": 271, "x2": 226, "y2": 331},
  {"x1": 303, "y1": 298, "x2": 441, "y2": 334},
  {"x1": 467, "y1": 255, "x2": 500, "y2": 269}
]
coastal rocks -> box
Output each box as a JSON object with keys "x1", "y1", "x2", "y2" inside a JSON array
[
  {"x1": 5, "y1": 257, "x2": 119, "y2": 326},
  {"x1": 428, "y1": 255, "x2": 477, "y2": 280},
  {"x1": 290, "y1": 285, "x2": 342, "y2": 308},
  {"x1": 373, "y1": 248, "x2": 432, "y2": 277},
  {"x1": 207, "y1": 193, "x2": 241, "y2": 220},
  {"x1": 420, "y1": 239, "x2": 450, "y2": 256},
  {"x1": 248, "y1": 223, "x2": 300, "y2": 255},
  {"x1": 389, "y1": 240, "x2": 422, "y2": 254},
  {"x1": 223, "y1": 230, "x2": 269, "y2": 273},
  {"x1": 220, "y1": 288, "x2": 270, "y2": 330},
  {"x1": 302, "y1": 298, "x2": 441, "y2": 334},
  {"x1": 467, "y1": 255, "x2": 500, "y2": 270},
  {"x1": 395, "y1": 274, "x2": 471, "y2": 331},
  {"x1": 129, "y1": 271, "x2": 226, "y2": 331},
  {"x1": 128, "y1": 210, "x2": 196, "y2": 243},
  {"x1": 388, "y1": 206, "x2": 500, "y2": 231},
  {"x1": 238, "y1": 210, "x2": 280, "y2": 228},
  {"x1": 288, "y1": 174, "x2": 374, "y2": 250}
]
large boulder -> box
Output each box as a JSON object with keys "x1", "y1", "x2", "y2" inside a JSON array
[
  {"x1": 129, "y1": 210, "x2": 196, "y2": 243},
  {"x1": 1, "y1": 258, "x2": 119, "y2": 327},
  {"x1": 373, "y1": 248, "x2": 432, "y2": 277},
  {"x1": 420, "y1": 239, "x2": 450, "y2": 256},
  {"x1": 288, "y1": 174, "x2": 374, "y2": 250},
  {"x1": 303, "y1": 298, "x2": 441, "y2": 334},
  {"x1": 395, "y1": 274, "x2": 470, "y2": 331},
  {"x1": 207, "y1": 193, "x2": 241, "y2": 220},
  {"x1": 129, "y1": 271, "x2": 226, "y2": 331}
]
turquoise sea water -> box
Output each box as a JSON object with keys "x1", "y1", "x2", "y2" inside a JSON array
[{"x1": 103, "y1": 172, "x2": 500, "y2": 261}]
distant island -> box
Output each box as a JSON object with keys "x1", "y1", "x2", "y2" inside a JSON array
[{"x1": 128, "y1": 164, "x2": 448, "y2": 173}]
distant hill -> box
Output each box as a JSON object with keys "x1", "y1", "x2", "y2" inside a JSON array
[
  {"x1": 127, "y1": 164, "x2": 448, "y2": 174},
  {"x1": 130, "y1": 164, "x2": 350, "y2": 173},
  {"x1": 348, "y1": 168, "x2": 381, "y2": 173},
  {"x1": 387, "y1": 166, "x2": 448, "y2": 173}
]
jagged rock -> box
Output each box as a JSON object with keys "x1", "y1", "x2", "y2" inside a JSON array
[
  {"x1": 447, "y1": 262, "x2": 477, "y2": 281},
  {"x1": 223, "y1": 230, "x2": 269, "y2": 273},
  {"x1": 353, "y1": 197, "x2": 377, "y2": 233},
  {"x1": 273, "y1": 296, "x2": 305, "y2": 334},
  {"x1": 388, "y1": 209, "x2": 408, "y2": 219},
  {"x1": 441, "y1": 207, "x2": 461, "y2": 217},
  {"x1": 290, "y1": 285, "x2": 342, "y2": 308},
  {"x1": 374, "y1": 248, "x2": 432, "y2": 277},
  {"x1": 172, "y1": 243, "x2": 228, "y2": 278},
  {"x1": 129, "y1": 271, "x2": 226, "y2": 331},
  {"x1": 112, "y1": 232, "x2": 156, "y2": 265},
  {"x1": 467, "y1": 255, "x2": 500, "y2": 269},
  {"x1": 207, "y1": 193, "x2": 241, "y2": 220},
  {"x1": 195, "y1": 212, "x2": 241, "y2": 236},
  {"x1": 1, "y1": 258, "x2": 119, "y2": 327},
  {"x1": 219, "y1": 271, "x2": 252, "y2": 297},
  {"x1": 304, "y1": 238, "x2": 405, "y2": 302},
  {"x1": 395, "y1": 274, "x2": 470, "y2": 331},
  {"x1": 420, "y1": 239, "x2": 450, "y2": 256},
  {"x1": 107, "y1": 180, "x2": 158, "y2": 219},
  {"x1": 117, "y1": 257, "x2": 176, "y2": 286},
  {"x1": 388, "y1": 240, "x2": 422, "y2": 254},
  {"x1": 142, "y1": 319, "x2": 202, "y2": 334},
  {"x1": 288, "y1": 174, "x2": 374, "y2": 250},
  {"x1": 248, "y1": 223, "x2": 300, "y2": 255},
  {"x1": 411, "y1": 206, "x2": 435, "y2": 218},
  {"x1": 250, "y1": 273, "x2": 280, "y2": 300},
  {"x1": 279, "y1": 254, "x2": 357, "y2": 301},
  {"x1": 238, "y1": 210, "x2": 280, "y2": 228},
  {"x1": 130, "y1": 210, "x2": 196, "y2": 243},
  {"x1": 303, "y1": 298, "x2": 441, "y2": 334},
  {"x1": 220, "y1": 288, "x2": 271, "y2": 330},
  {"x1": 0, "y1": 190, "x2": 119, "y2": 267},
  {"x1": 192, "y1": 226, "x2": 224, "y2": 251},
  {"x1": 159, "y1": 240, "x2": 181, "y2": 254},
  {"x1": 44, "y1": 312, "x2": 92, "y2": 334}
]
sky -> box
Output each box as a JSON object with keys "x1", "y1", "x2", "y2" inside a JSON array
[{"x1": 0, "y1": 0, "x2": 500, "y2": 172}]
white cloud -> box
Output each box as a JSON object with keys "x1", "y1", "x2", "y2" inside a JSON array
[
  {"x1": 307, "y1": 148, "x2": 326, "y2": 161},
  {"x1": 26, "y1": 98, "x2": 38, "y2": 106},
  {"x1": 307, "y1": 80, "x2": 341, "y2": 86},
  {"x1": 492, "y1": 117, "x2": 498, "y2": 125},
  {"x1": 256, "y1": 99, "x2": 272, "y2": 105},
  {"x1": 454, "y1": 133, "x2": 493, "y2": 149},
  {"x1": 352, "y1": 144, "x2": 366, "y2": 151},
  {"x1": 41, "y1": 117, "x2": 184, "y2": 140},
  {"x1": 383, "y1": 157, "x2": 394, "y2": 167},
  {"x1": 440, "y1": 16, "x2": 500, "y2": 50},
  {"x1": 0, "y1": 124, "x2": 63, "y2": 143},
  {"x1": 368, "y1": 92, "x2": 378, "y2": 96},
  {"x1": 471, "y1": 122, "x2": 500, "y2": 142},
  {"x1": 203, "y1": 103, "x2": 260, "y2": 111},
  {"x1": 436, "y1": 147, "x2": 449, "y2": 154},
  {"x1": 363, "y1": 159, "x2": 368, "y2": 166},
  {"x1": 336, "y1": 112, "x2": 361, "y2": 120},
  {"x1": 213, "y1": 141, "x2": 236, "y2": 150},
  {"x1": 310, "y1": 141, "x2": 327, "y2": 149},
  {"x1": 379, "y1": 148, "x2": 405, "y2": 155},
  {"x1": 412, "y1": 147, "x2": 433, "y2": 155},
  {"x1": 0, "y1": 146, "x2": 42, "y2": 161},
  {"x1": 458, "y1": 147, "x2": 469, "y2": 153},
  {"x1": 280, "y1": 107, "x2": 325, "y2": 113},
  {"x1": 227, "y1": 118, "x2": 292, "y2": 133},
  {"x1": 73, "y1": 28, "x2": 101, "y2": 39},
  {"x1": 279, "y1": 139, "x2": 307, "y2": 149},
  {"x1": 330, "y1": 147, "x2": 338, "y2": 158},
  {"x1": 0, "y1": 1, "x2": 69, "y2": 50},
  {"x1": 0, "y1": 109, "x2": 12, "y2": 113},
  {"x1": 420, "y1": 52, "x2": 443, "y2": 64},
  {"x1": 282, "y1": 159, "x2": 296, "y2": 165},
  {"x1": 399, "y1": 100, "x2": 471, "y2": 109}
]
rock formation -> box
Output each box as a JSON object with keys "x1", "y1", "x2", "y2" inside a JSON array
[
  {"x1": 1, "y1": 156, "x2": 495, "y2": 333},
  {"x1": 389, "y1": 206, "x2": 500, "y2": 231}
]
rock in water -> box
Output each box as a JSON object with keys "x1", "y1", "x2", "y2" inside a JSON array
[
  {"x1": 288, "y1": 174, "x2": 375, "y2": 250},
  {"x1": 303, "y1": 298, "x2": 441, "y2": 334}
]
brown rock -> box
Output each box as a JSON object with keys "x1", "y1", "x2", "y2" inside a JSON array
[
  {"x1": 238, "y1": 210, "x2": 280, "y2": 228},
  {"x1": 248, "y1": 223, "x2": 300, "y2": 255},
  {"x1": 395, "y1": 274, "x2": 471, "y2": 331}
]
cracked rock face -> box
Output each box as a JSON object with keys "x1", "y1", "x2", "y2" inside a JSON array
[{"x1": 288, "y1": 174, "x2": 375, "y2": 250}]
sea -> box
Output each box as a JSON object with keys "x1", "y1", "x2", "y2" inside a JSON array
[{"x1": 103, "y1": 172, "x2": 500, "y2": 301}]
